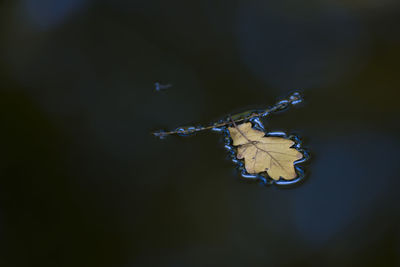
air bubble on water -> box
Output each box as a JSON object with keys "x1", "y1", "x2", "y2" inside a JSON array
[
  {"x1": 241, "y1": 171, "x2": 258, "y2": 179},
  {"x1": 289, "y1": 91, "x2": 303, "y2": 105},
  {"x1": 231, "y1": 158, "x2": 239, "y2": 164},
  {"x1": 175, "y1": 126, "x2": 196, "y2": 137},
  {"x1": 211, "y1": 127, "x2": 224, "y2": 132},
  {"x1": 224, "y1": 145, "x2": 234, "y2": 151},
  {"x1": 250, "y1": 117, "x2": 265, "y2": 130},
  {"x1": 267, "y1": 131, "x2": 286, "y2": 137}
]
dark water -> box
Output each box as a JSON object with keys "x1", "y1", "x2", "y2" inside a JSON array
[{"x1": 0, "y1": 1, "x2": 400, "y2": 266}]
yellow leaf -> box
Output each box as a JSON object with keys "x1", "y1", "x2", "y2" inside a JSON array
[{"x1": 228, "y1": 122, "x2": 303, "y2": 180}]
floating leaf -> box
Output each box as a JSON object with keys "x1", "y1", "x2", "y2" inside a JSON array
[
  {"x1": 228, "y1": 122, "x2": 303, "y2": 180},
  {"x1": 152, "y1": 91, "x2": 309, "y2": 186}
]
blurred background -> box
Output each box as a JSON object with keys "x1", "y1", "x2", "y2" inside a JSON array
[{"x1": 0, "y1": 0, "x2": 399, "y2": 266}]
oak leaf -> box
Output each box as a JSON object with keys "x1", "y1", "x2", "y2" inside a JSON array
[{"x1": 228, "y1": 122, "x2": 303, "y2": 180}]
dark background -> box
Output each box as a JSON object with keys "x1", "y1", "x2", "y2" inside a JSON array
[{"x1": 1, "y1": 0, "x2": 400, "y2": 266}]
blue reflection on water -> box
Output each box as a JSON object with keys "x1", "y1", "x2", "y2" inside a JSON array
[
  {"x1": 20, "y1": 0, "x2": 90, "y2": 30},
  {"x1": 293, "y1": 133, "x2": 399, "y2": 245}
]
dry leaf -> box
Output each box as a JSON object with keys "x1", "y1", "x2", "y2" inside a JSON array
[{"x1": 228, "y1": 122, "x2": 303, "y2": 180}]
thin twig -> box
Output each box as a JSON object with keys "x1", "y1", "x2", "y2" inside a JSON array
[{"x1": 152, "y1": 91, "x2": 302, "y2": 138}]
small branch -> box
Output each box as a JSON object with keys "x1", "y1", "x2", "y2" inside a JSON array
[{"x1": 152, "y1": 91, "x2": 303, "y2": 138}]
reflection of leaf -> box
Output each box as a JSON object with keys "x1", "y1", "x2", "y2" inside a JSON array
[{"x1": 228, "y1": 122, "x2": 303, "y2": 180}]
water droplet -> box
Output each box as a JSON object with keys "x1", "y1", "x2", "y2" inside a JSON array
[
  {"x1": 224, "y1": 145, "x2": 233, "y2": 150},
  {"x1": 250, "y1": 117, "x2": 265, "y2": 130},
  {"x1": 289, "y1": 91, "x2": 303, "y2": 105},
  {"x1": 241, "y1": 171, "x2": 258, "y2": 179},
  {"x1": 267, "y1": 131, "x2": 286, "y2": 137},
  {"x1": 211, "y1": 127, "x2": 223, "y2": 132},
  {"x1": 175, "y1": 126, "x2": 196, "y2": 137}
]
